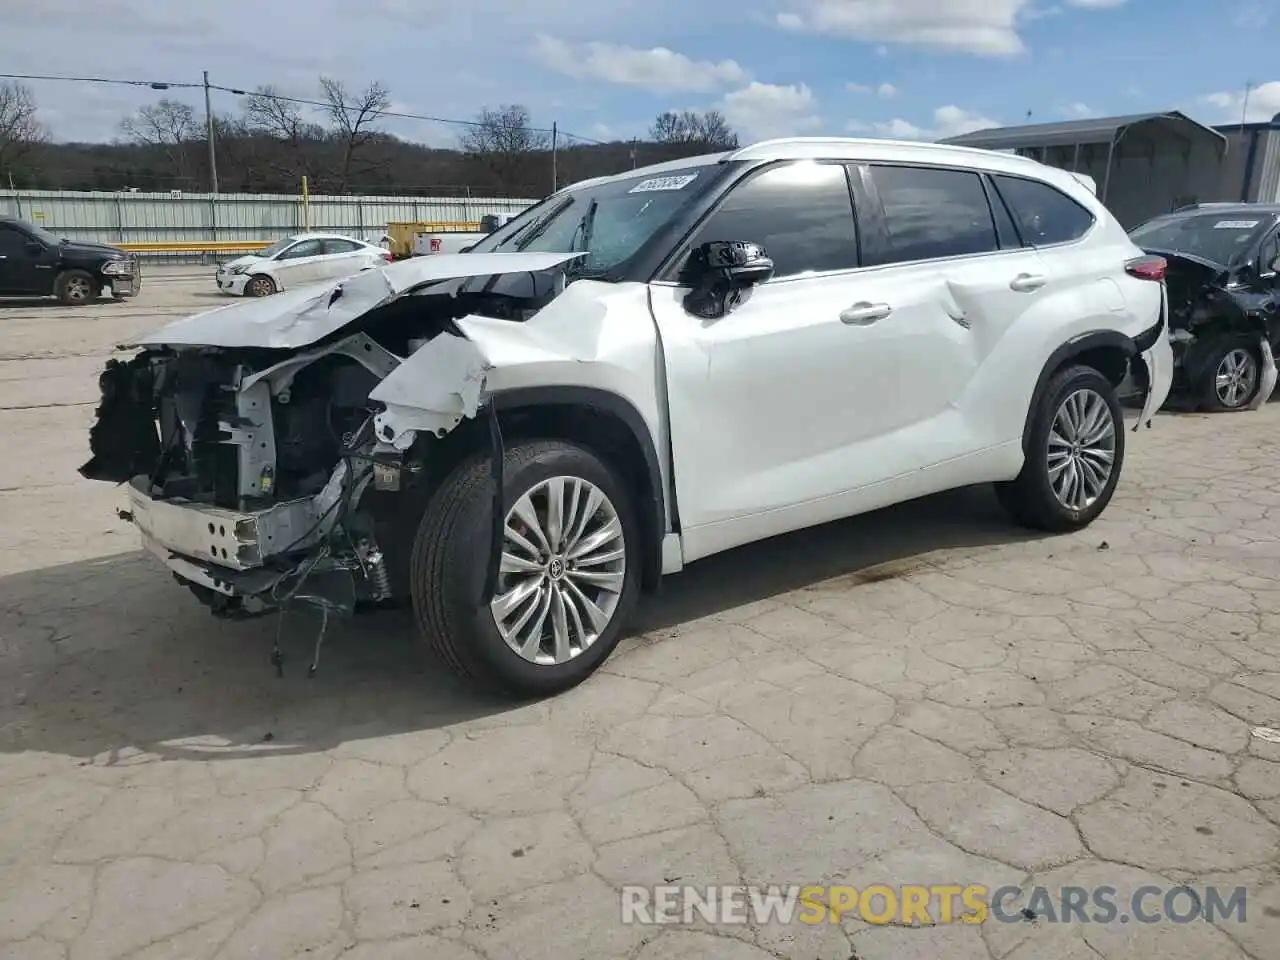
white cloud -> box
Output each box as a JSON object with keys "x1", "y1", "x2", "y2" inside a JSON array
[
  {"x1": 721, "y1": 82, "x2": 822, "y2": 140},
  {"x1": 777, "y1": 0, "x2": 1033, "y2": 57},
  {"x1": 847, "y1": 83, "x2": 872, "y2": 93},
  {"x1": 533, "y1": 35, "x2": 747, "y2": 93},
  {"x1": 1200, "y1": 81, "x2": 1280, "y2": 123},
  {"x1": 874, "y1": 104, "x2": 999, "y2": 140},
  {"x1": 877, "y1": 82, "x2": 899, "y2": 98},
  {"x1": 1065, "y1": 0, "x2": 1125, "y2": 7},
  {"x1": 1060, "y1": 102, "x2": 1092, "y2": 117}
]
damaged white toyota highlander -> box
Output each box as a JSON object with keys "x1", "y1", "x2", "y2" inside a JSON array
[{"x1": 80, "y1": 137, "x2": 1175, "y2": 696}]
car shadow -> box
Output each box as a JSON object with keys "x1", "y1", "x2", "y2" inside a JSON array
[{"x1": 0, "y1": 484, "x2": 1037, "y2": 767}]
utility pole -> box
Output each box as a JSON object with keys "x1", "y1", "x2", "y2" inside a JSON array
[
  {"x1": 203, "y1": 70, "x2": 219, "y2": 194},
  {"x1": 551, "y1": 122, "x2": 558, "y2": 192},
  {"x1": 630, "y1": 138, "x2": 638, "y2": 169},
  {"x1": 1241, "y1": 80, "x2": 1255, "y2": 126}
]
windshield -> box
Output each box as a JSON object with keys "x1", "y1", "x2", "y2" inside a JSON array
[
  {"x1": 257, "y1": 237, "x2": 298, "y2": 259},
  {"x1": 469, "y1": 166, "x2": 722, "y2": 276},
  {"x1": 1129, "y1": 213, "x2": 1270, "y2": 267}
]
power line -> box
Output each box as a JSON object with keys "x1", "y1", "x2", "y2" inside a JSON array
[{"x1": 0, "y1": 70, "x2": 610, "y2": 145}]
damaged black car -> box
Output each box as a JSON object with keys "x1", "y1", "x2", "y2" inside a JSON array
[{"x1": 1129, "y1": 203, "x2": 1280, "y2": 411}]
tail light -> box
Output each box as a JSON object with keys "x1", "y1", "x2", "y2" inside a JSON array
[
  {"x1": 1125, "y1": 255, "x2": 1167, "y2": 281},
  {"x1": 381, "y1": 251, "x2": 393, "y2": 262}
]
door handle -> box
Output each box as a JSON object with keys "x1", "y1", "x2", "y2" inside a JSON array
[
  {"x1": 840, "y1": 301, "x2": 892, "y2": 325},
  {"x1": 1010, "y1": 272, "x2": 1048, "y2": 292}
]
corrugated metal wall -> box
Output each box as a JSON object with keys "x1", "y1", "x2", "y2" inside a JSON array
[{"x1": 0, "y1": 190, "x2": 537, "y2": 246}]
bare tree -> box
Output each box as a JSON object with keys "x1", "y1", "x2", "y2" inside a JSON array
[
  {"x1": 0, "y1": 82, "x2": 48, "y2": 182},
  {"x1": 118, "y1": 98, "x2": 199, "y2": 183},
  {"x1": 243, "y1": 85, "x2": 324, "y2": 182},
  {"x1": 319, "y1": 76, "x2": 390, "y2": 193},
  {"x1": 459, "y1": 105, "x2": 549, "y2": 195},
  {"x1": 650, "y1": 110, "x2": 739, "y2": 151}
]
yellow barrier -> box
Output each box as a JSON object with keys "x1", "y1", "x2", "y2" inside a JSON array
[
  {"x1": 385, "y1": 221, "x2": 484, "y2": 258},
  {"x1": 114, "y1": 240, "x2": 272, "y2": 254}
]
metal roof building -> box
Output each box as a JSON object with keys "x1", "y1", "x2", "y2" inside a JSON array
[{"x1": 942, "y1": 111, "x2": 1280, "y2": 228}]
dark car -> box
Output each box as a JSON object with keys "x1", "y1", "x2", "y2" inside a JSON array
[
  {"x1": 1129, "y1": 203, "x2": 1280, "y2": 411},
  {"x1": 0, "y1": 215, "x2": 140, "y2": 305}
]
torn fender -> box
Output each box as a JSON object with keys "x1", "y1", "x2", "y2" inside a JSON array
[
  {"x1": 129, "y1": 251, "x2": 587, "y2": 350},
  {"x1": 369, "y1": 279, "x2": 668, "y2": 456}
]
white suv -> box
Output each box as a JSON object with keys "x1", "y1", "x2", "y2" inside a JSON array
[{"x1": 81, "y1": 137, "x2": 1174, "y2": 696}]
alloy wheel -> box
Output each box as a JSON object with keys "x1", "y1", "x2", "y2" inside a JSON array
[
  {"x1": 1215, "y1": 348, "x2": 1258, "y2": 409},
  {"x1": 1047, "y1": 388, "x2": 1116, "y2": 511},
  {"x1": 489, "y1": 476, "x2": 626, "y2": 666}
]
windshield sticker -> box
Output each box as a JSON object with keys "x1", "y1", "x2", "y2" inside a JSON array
[
  {"x1": 1214, "y1": 220, "x2": 1259, "y2": 229},
  {"x1": 629, "y1": 174, "x2": 699, "y2": 193}
]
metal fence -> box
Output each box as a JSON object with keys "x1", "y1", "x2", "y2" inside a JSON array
[{"x1": 0, "y1": 189, "x2": 538, "y2": 249}]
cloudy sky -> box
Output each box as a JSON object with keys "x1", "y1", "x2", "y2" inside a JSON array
[{"x1": 6, "y1": 0, "x2": 1279, "y2": 149}]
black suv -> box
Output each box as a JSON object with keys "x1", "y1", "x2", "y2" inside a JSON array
[
  {"x1": 0, "y1": 215, "x2": 140, "y2": 305},
  {"x1": 1130, "y1": 203, "x2": 1280, "y2": 410}
]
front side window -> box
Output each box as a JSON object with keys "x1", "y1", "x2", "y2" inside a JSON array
[
  {"x1": 680, "y1": 161, "x2": 858, "y2": 279},
  {"x1": 993, "y1": 174, "x2": 1095, "y2": 247},
  {"x1": 0, "y1": 225, "x2": 29, "y2": 256},
  {"x1": 1128, "y1": 212, "x2": 1270, "y2": 268},
  {"x1": 1258, "y1": 230, "x2": 1280, "y2": 277},
  {"x1": 277, "y1": 239, "x2": 323, "y2": 260},
  {"x1": 470, "y1": 165, "x2": 725, "y2": 277},
  {"x1": 257, "y1": 237, "x2": 298, "y2": 259},
  {"x1": 867, "y1": 165, "x2": 999, "y2": 266}
]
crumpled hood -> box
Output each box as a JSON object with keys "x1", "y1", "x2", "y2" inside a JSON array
[
  {"x1": 129, "y1": 251, "x2": 587, "y2": 350},
  {"x1": 219, "y1": 254, "x2": 262, "y2": 272}
]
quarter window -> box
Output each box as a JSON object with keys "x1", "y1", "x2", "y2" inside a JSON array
[
  {"x1": 1258, "y1": 230, "x2": 1280, "y2": 277},
  {"x1": 991, "y1": 174, "x2": 1095, "y2": 246},
  {"x1": 681, "y1": 162, "x2": 858, "y2": 279},
  {"x1": 866, "y1": 165, "x2": 1000, "y2": 265}
]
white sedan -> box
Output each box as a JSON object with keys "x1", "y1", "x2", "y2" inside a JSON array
[{"x1": 215, "y1": 233, "x2": 392, "y2": 297}]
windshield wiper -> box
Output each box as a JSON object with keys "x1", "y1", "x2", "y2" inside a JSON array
[{"x1": 511, "y1": 197, "x2": 574, "y2": 251}]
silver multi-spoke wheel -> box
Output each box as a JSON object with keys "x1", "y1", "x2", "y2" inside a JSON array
[
  {"x1": 490, "y1": 475, "x2": 626, "y2": 666},
  {"x1": 1047, "y1": 388, "x2": 1116, "y2": 512},
  {"x1": 1215, "y1": 348, "x2": 1258, "y2": 409}
]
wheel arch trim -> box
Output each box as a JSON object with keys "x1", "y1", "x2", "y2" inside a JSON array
[
  {"x1": 486, "y1": 385, "x2": 667, "y2": 591},
  {"x1": 1022, "y1": 329, "x2": 1136, "y2": 452}
]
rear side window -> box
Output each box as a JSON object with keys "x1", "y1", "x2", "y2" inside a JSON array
[
  {"x1": 681, "y1": 162, "x2": 858, "y2": 279},
  {"x1": 992, "y1": 175, "x2": 1095, "y2": 246},
  {"x1": 866, "y1": 165, "x2": 999, "y2": 265}
]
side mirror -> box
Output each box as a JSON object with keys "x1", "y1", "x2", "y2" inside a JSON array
[
  {"x1": 24, "y1": 242, "x2": 43, "y2": 256},
  {"x1": 1270, "y1": 255, "x2": 1280, "y2": 275},
  {"x1": 682, "y1": 241, "x2": 775, "y2": 319}
]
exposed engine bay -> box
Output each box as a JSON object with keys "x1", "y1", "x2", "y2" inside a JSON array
[
  {"x1": 79, "y1": 256, "x2": 586, "y2": 636},
  {"x1": 1157, "y1": 252, "x2": 1279, "y2": 410}
]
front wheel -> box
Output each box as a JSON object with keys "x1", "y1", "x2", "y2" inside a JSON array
[
  {"x1": 1199, "y1": 337, "x2": 1261, "y2": 411},
  {"x1": 996, "y1": 364, "x2": 1126, "y2": 533},
  {"x1": 54, "y1": 270, "x2": 98, "y2": 306},
  {"x1": 410, "y1": 439, "x2": 641, "y2": 697},
  {"x1": 244, "y1": 274, "x2": 276, "y2": 297}
]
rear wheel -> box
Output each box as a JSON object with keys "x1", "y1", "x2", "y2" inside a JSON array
[
  {"x1": 996, "y1": 364, "x2": 1125, "y2": 532},
  {"x1": 245, "y1": 274, "x2": 276, "y2": 297},
  {"x1": 410, "y1": 439, "x2": 641, "y2": 697},
  {"x1": 1198, "y1": 336, "x2": 1261, "y2": 411},
  {"x1": 54, "y1": 270, "x2": 98, "y2": 305}
]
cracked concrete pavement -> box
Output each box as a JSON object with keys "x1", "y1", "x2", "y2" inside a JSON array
[{"x1": 2, "y1": 271, "x2": 1280, "y2": 959}]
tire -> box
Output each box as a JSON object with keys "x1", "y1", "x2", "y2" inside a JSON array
[
  {"x1": 245, "y1": 274, "x2": 276, "y2": 297},
  {"x1": 1197, "y1": 335, "x2": 1262, "y2": 411},
  {"x1": 995, "y1": 364, "x2": 1126, "y2": 533},
  {"x1": 410, "y1": 439, "x2": 642, "y2": 697},
  {"x1": 54, "y1": 270, "x2": 98, "y2": 306}
]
